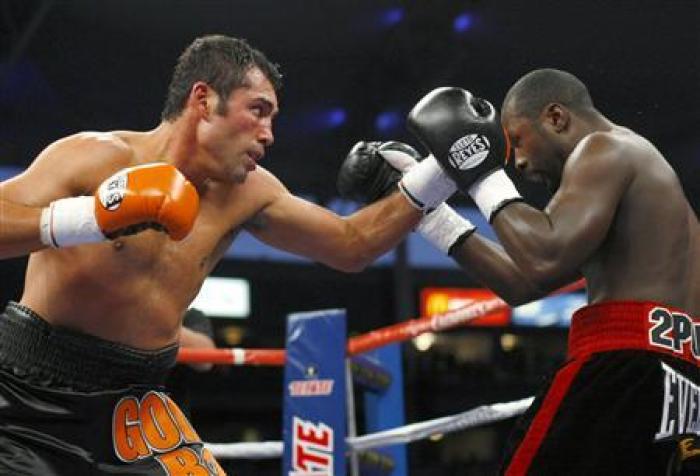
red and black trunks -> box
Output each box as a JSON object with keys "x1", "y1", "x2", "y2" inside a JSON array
[{"x1": 501, "y1": 301, "x2": 700, "y2": 476}]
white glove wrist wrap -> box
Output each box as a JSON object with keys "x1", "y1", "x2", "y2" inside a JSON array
[
  {"x1": 398, "y1": 155, "x2": 457, "y2": 212},
  {"x1": 417, "y1": 203, "x2": 475, "y2": 255},
  {"x1": 468, "y1": 170, "x2": 522, "y2": 222},
  {"x1": 40, "y1": 196, "x2": 105, "y2": 248}
]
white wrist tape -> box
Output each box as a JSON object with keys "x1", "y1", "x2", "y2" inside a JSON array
[
  {"x1": 398, "y1": 155, "x2": 457, "y2": 212},
  {"x1": 417, "y1": 203, "x2": 475, "y2": 255},
  {"x1": 40, "y1": 196, "x2": 104, "y2": 248},
  {"x1": 468, "y1": 170, "x2": 522, "y2": 222}
]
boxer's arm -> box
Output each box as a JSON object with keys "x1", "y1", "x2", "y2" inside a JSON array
[
  {"x1": 486, "y1": 133, "x2": 630, "y2": 291},
  {"x1": 448, "y1": 232, "x2": 553, "y2": 305},
  {"x1": 0, "y1": 133, "x2": 132, "y2": 258},
  {"x1": 178, "y1": 327, "x2": 215, "y2": 372},
  {"x1": 360, "y1": 138, "x2": 544, "y2": 305},
  {"x1": 0, "y1": 201, "x2": 45, "y2": 257},
  {"x1": 245, "y1": 171, "x2": 421, "y2": 272}
]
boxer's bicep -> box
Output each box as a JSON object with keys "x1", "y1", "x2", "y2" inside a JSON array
[
  {"x1": 493, "y1": 134, "x2": 632, "y2": 287},
  {"x1": 247, "y1": 191, "x2": 353, "y2": 266}
]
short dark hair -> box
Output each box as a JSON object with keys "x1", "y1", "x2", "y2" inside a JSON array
[
  {"x1": 161, "y1": 35, "x2": 282, "y2": 121},
  {"x1": 502, "y1": 68, "x2": 595, "y2": 119}
]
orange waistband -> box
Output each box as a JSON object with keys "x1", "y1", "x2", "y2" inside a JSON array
[{"x1": 568, "y1": 301, "x2": 700, "y2": 366}]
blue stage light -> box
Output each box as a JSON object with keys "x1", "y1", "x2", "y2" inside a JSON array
[
  {"x1": 453, "y1": 13, "x2": 474, "y2": 33},
  {"x1": 324, "y1": 108, "x2": 347, "y2": 128},
  {"x1": 379, "y1": 7, "x2": 404, "y2": 27},
  {"x1": 374, "y1": 110, "x2": 401, "y2": 133},
  {"x1": 279, "y1": 107, "x2": 347, "y2": 135}
]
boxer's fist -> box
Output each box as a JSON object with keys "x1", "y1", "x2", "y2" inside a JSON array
[
  {"x1": 408, "y1": 88, "x2": 523, "y2": 221},
  {"x1": 407, "y1": 87, "x2": 510, "y2": 193},
  {"x1": 40, "y1": 163, "x2": 199, "y2": 248},
  {"x1": 336, "y1": 141, "x2": 417, "y2": 204},
  {"x1": 96, "y1": 163, "x2": 199, "y2": 240}
]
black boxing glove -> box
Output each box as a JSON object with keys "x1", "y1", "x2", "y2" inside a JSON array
[
  {"x1": 407, "y1": 87, "x2": 523, "y2": 221},
  {"x1": 376, "y1": 142, "x2": 475, "y2": 255},
  {"x1": 337, "y1": 141, "x2": 416, "y2": 204}
]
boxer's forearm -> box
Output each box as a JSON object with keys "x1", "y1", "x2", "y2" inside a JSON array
[
  {"x1": 450, "y1": 232, "x2": 546, "y2": 306},
  {"x1": 0, "y1": 200, "x2": 47, "y2": 258},
  {"x1": 178, "y1": 327, "x2": 215, "y2": 372},
  {"x1": 246, "y1": 190, "x2": 421, "y2": 273},
  {"x1": 342, "y1": 192, "x2": 422, "y2": 270},
  {"x1": 491, "y1": 202, "x2": 584, "y2": 290}
]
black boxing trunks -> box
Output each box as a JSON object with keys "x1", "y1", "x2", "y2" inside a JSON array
[
  {"x1": 501, "y1": 301, "x2": 700, "y2": 476},
  {"x1": 0, "y1": 302, "x2": 225, "y2": 475}
]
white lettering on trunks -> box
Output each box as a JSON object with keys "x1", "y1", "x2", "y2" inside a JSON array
[
  {"x1": 655, "y1": 362, "x2": 700, "y2": 441},
  {"x1": 648, "y1": 307, "x2": 700, "y2": 360}
]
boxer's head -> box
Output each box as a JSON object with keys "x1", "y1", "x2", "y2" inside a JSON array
[
  {"x1": 162, "y1": 35, "x2": 282, "y2": 121},
  {"x1": 162, "y1": 35, "x2": 283, "y2": 183},
  {"x1": 501, "y1": 68, "x2": 596, "y2": 191}
]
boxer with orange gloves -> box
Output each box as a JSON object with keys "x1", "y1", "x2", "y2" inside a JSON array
[{"x1": 0, "y1": 35, "x2": 425, "y2": 475}]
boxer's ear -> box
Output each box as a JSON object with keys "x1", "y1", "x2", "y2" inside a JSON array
[
  {"x1": 189, "y1": 82, "x2": 214, "y2": 119},
  {"x1": 541, "y1": 103, "x2": 569, "y2": 133}
]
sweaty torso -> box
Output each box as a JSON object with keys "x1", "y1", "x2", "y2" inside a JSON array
[
  {"x1": 19, "y1": 131, "x2": 276, "y2": 349},
  {"x1": 581, "y1": 129, "x2": 700, "y2": 315}
]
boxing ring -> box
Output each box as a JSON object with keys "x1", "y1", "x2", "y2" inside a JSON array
[{"x1": 178, "y1": 280, "x2": 585, "y2": 475}]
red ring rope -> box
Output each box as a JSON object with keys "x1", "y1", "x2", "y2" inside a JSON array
[{"x1": 177, "y1": 279, "x2": 586, "y2": 366}]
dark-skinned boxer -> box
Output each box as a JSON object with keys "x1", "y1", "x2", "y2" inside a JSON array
[{"x1": 339, "y1": 69, "x2": 700, "y2": 475}]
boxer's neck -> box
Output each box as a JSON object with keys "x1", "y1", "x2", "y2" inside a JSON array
[{"x1": 149, "y1": 115, "x2": 209, "y2": 190}]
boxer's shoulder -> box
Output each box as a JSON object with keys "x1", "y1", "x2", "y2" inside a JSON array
[
  {"x1": 564, "y1": 129, "x2": 646, "y2": 183},
  {"x1": 571, "y1": 130, "x2": 625, "y2": 160},
  {"x1": 47, "y1": 131, "x2": 134, "y2": 161},
  {"x1": 40, "y1": 132, "x2": 136, "y2": 182},
  {"x1": 234, "y1": 163, "x2": 288, "y2": 203},
  {"x1": 577, "y1": 128, "x2": 660, "y2": 162},
  {"x1": 563, "y1": 134, "x2": 626, "y2": 184},
  {"x1": 8, "y1": 132, "x2": 136, "y2": 202}
]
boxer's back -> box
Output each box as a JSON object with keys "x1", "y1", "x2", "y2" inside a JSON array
[{"x1": 582, "y1": 129, "x2": 699, "y2": 314}]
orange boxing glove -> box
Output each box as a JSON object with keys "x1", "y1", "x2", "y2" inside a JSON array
[
  {"x1": 40, "y1": 163, "x2": 199, "y2": 248},
  {"x1": 95, "y1": 163, "x2": 199, "y2": 240}
]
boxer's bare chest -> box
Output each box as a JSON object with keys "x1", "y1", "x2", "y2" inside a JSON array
[{"x1": 108, "y1": 188, "x2": 249, "y2": 284}]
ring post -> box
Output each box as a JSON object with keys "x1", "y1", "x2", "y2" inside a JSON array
[
  {"x1": 363, "y1": 343, "x2": 407, "y2": 475},
  {"x1": 282, "y1": 309, "x2": 347, "y2": 476}
]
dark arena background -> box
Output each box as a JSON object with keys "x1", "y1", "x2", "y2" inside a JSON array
[{"x1": 1, "y1": 1, "x2": 698, "y2": 475}]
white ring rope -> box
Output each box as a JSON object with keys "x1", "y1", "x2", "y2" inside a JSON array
[
  {"x1": 346, "y1": 396, "x2": 534, "y2": 451},
  {"x1": 205, "y1": 396, "x2": 534, "y2": 459},
  {"x1": 205, "y1": 441, "x2": 284, "y2": 460}
]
